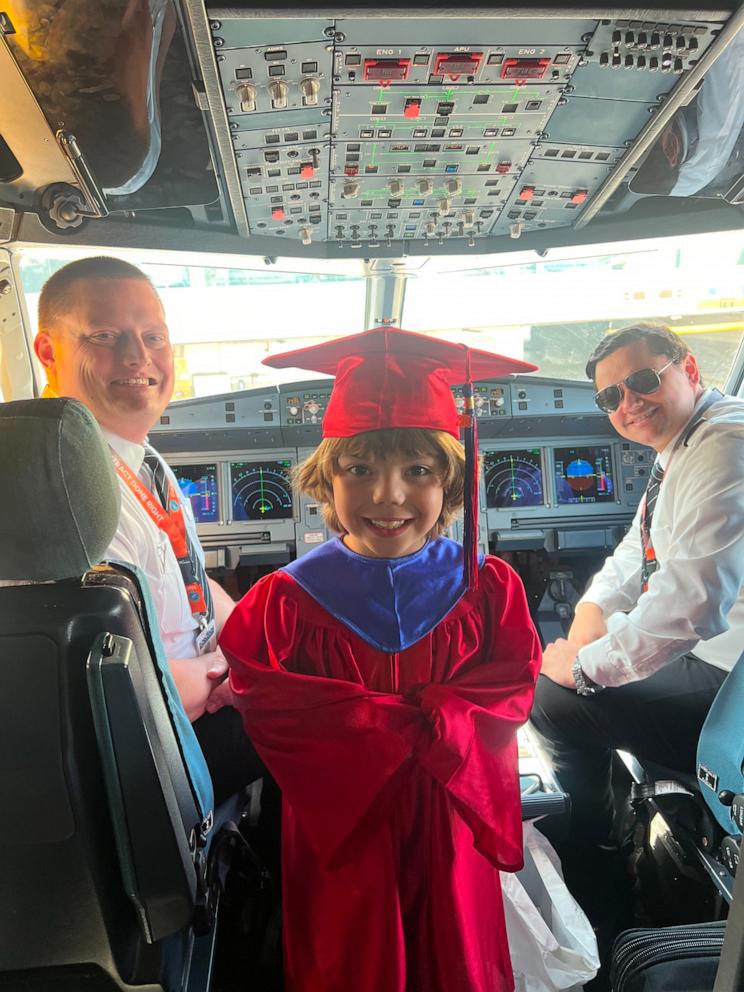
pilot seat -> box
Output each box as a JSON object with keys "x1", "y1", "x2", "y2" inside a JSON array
[{"x1": 0, "y1": 398, "x2": 224, "y2": 992}]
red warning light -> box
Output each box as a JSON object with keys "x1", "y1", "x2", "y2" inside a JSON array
[
  {"x1": 433, "y1": 52, "x2": 483, "y2": 80},
  {"x1": 496, "y1": 161, "x2": 512, "y2": 175},
  {"x1": 500, "y1": 57, "x2": 551, "y2": 83},
  {"x1": 300, "y1": 163, "x2": 315, "y2": 178},
  {"x1": 363, "y1": 58, "x2": 411, "y2": 84},
  {"x1": 271, "y1": 207, "x2": 285, "y2": 220},
  {"x1": 517, "y1": 186, "x2": 535, "y2": 202},
  {"x1": 570, "y1": 190, "x2": 588, "y2": 205},
  {"x1": 404, "y1": 98, "x2": 422, "y2": 119}
]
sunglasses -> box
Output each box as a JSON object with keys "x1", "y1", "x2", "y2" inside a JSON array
[{"x1": 594, "y1": 358, "x2": 678, "y2": 414}]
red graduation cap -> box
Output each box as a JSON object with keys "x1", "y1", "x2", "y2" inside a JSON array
[
  {"x1": 264, "y1": 326, "x2": 538, "y2": 587},
  {"x1": 264, "y1": 326, "x2": 537, "y2": 438}
]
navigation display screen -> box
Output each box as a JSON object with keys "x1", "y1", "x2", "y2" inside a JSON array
[
  {"x1": 230, "y1": 459, "x2": 294, "y2": 522},
  {"x1": 172, "y1": 463, "x2": 220, "y2": 523},
  {"x1": 484, "y1": 448, "x2": 544, "y2": 509},
  {"x1": 554, "y1": 445, "x2": 615, "y2": 505}
]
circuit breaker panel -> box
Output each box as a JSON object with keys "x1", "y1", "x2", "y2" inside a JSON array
[{"x1": 208, "y1": 11, "x2": 723, "y2": 248}]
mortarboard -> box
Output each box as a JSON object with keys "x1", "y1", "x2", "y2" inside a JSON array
[{"x1": 264, "y1": 326, "x2": 538, "y2": 587}]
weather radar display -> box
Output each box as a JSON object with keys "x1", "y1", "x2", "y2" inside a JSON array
[
  {"x1": 554, "y1": 446, "x2": 615, "y2": 505},
  {"x1": 484, "y1": 449, "x2": 544, "y2": 509},
  {"x1": 230, "y1": 460, "x2": 294, "y2": 521},
  {"x1": 172, "y1": 464, "x2": 219, "y2": 524}
]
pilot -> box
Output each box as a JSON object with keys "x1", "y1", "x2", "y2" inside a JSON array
[
  {"x1": 531, "y1": 322, "x2": 744, "y2": 911},
  {"x1": 33, "y1": 255, "x2": 262, "y2": 802}
]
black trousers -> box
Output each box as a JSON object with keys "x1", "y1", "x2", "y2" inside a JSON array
[
  {"x1": 530, "y1": 654, "x2": 728, "y2": 846},
  {"x1": 193, "y1": 706, "x2": 266, "y2": 807}
]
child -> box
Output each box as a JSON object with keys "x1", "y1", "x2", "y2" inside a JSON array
[{"x1": 219, "y1": 327, "x2": 542, "y2": 992}]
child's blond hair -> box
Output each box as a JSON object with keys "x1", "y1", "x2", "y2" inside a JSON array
[{"x1": 294, "y1": 427, "x2": 467, "y2": 536}]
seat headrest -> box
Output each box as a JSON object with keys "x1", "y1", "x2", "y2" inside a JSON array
[{"x1": 0, "y1": 398, "x2": 121, "y2": 581}]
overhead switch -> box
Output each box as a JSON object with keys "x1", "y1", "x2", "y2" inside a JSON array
[
  {"x1": 501, "y1": 57, "x2": 550, "y2": 81},
  {"x1": 363, "y1": 58, "x2": 411, "y2": 83},
  {"x1": 271, "y1": 207, "x2": 285, "y2": 220},
  {"x1": 518, "y1": 186, "x2": 535, "y2": 201},
  {"x1": 404, "y1": 99, "x2": 422, "y2": 119},
  {"x1": 433, "y1": 52, "x2": 483, "y2": 79},
  {"x1": 238, "y1": 83, "x2": 257, "y2": 112},
  {"x1": 570, "y1": 190, "x2": 588, "y2": 204},
  {"x1": 300, "y1": 163, "x2": 315, "y2": 178},
  {"x1": 270, "y1": 80, "x2": 288, "y2": 109},
  {"x1": 300, "y1": 77, "x2": 320, "y2": 106},
  {"x1": 299, "y1": 227, "x2": 312, "y2": 245},
  {"x1": 418, "y1": 178, "x2": 433, "y2": 195}
]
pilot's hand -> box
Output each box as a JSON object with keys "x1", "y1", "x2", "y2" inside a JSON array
[
  {"x1": 567, "y1": 602, "x2": 607, "y2": 646},
  {"x1": 169, "y1": 650, "x2": 229, "y2": 722},
  {"x1": 541, "y1": 638, "x2": 582, "y2": 688}
]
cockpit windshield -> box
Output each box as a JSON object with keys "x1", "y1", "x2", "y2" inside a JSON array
[{"x1": 16, "y1": 225, "x2": 744, "y2": 401}]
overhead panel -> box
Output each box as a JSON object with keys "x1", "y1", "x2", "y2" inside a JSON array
[{"x1": 206, "y1": 10, "x2": 725, "y2": 249}]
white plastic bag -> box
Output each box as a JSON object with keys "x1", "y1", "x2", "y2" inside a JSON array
[{"x1": 502, "y1": 823, "x2": 600, "y2": 992}]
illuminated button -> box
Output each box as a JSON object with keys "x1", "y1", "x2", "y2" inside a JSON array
[
  {"x1": 570, "y1": 190, "x2": 587, "y2": 204},
  {"x1": 518, "y1": 186, "x2": 535, "y2": 201},
  {"x1": 300, "y1": 163, "x2": 315, "y2": 178},
  {"x1": 496, "y1": 161, "x2": 511, "y2": 174},
  {"x1": 404, "y1": 99, "x2": 422, "y2": 119},
  {"x1": 271, "y1": 207, "x2": 285, "y2": 220}
]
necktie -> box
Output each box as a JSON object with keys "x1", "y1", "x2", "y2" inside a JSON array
[
  {"x1": 144, "y1": 448, "x2": 214, "y2": 628},
  {"x1": 640, "y1": 459, "x2": 664, "y2": 593}
]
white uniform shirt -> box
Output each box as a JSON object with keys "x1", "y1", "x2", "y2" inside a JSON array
[
  {"x1": 578, "y1": 391, "x2": 744, "y2": 687},
  {"x1": 103, "y1": 429, "x2": 203, "y2": 660}
]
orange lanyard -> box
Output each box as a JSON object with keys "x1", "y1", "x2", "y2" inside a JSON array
[{"x1": 111, "y1": 453, "x2": 208, "y2": 616}]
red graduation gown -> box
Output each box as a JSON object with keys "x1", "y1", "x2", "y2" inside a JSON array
[{"x1": 220, "y1": 554, "x2": 540, "y2": 992}]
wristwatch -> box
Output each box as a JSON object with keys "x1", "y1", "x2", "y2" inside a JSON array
[{"x1": 571, "y1": 658, "x2": 605, "y2": 696}]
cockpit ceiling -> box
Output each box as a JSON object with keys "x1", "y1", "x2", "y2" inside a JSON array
[{"x1": 1, "y1": 2, "x2": 743, "y2": 258}]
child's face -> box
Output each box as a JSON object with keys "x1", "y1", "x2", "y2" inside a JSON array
[{"x1": 332, "y1": 449, "x2": 445, "y2": 559}]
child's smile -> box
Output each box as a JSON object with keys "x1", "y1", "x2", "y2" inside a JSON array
[{"x1": 333, "y1": 451, "x2": 445, "y2": 559}]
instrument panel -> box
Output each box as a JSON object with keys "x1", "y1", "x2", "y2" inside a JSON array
[{"x1": 155, "y1": 373, "x2": 652, "y2": 566}]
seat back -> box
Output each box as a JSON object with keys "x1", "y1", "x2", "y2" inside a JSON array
[
  {"x1": 0, "y1": 399, "x2": 213, "y2": 990},
  {"x1": 697, "y1": 652, "x2": 744, "y2": 837}
]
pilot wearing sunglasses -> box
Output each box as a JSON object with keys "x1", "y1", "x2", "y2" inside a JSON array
[{"x1": 531, "y1": 322, "x2": 744, "y2": 923}]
